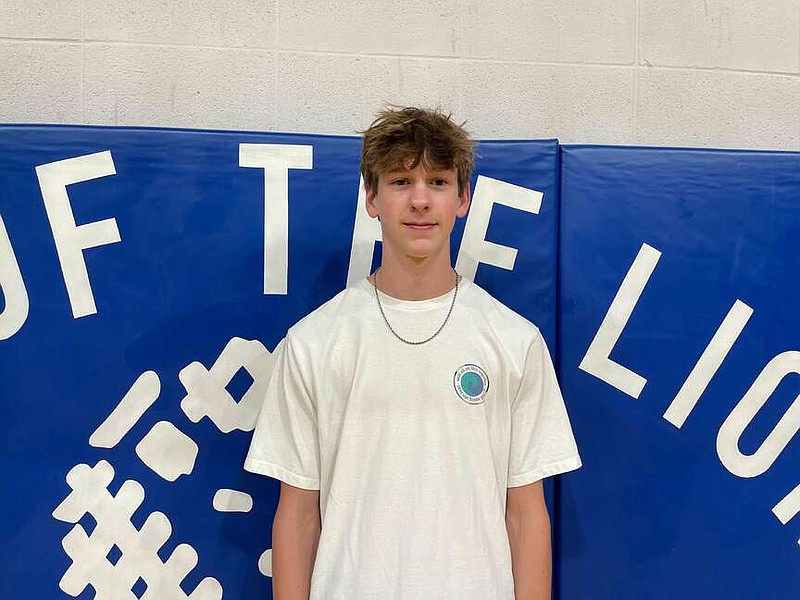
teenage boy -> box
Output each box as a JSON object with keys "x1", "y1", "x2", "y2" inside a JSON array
[{"x1": 245, "y1": 107, "x2": 581, "y2": 599}]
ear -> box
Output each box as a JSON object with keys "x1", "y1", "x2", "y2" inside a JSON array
[
  {"x1": 365, "y1": 185, "x2": 380, "y2": 219},
  {"x1": 456, "y1": 181, "x2": 471, "y2": 218}
]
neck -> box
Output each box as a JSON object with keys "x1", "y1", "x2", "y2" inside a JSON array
[{"x1": 374, "y1": 253, "x2": 457, "y2": 300}]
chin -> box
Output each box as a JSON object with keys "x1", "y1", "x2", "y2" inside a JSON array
[{"x1": 404, "y1": 243, "x2": 445, "y2": 261}]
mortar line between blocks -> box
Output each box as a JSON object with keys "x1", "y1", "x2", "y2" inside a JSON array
[{"x1": 633, "y1": 0, "x2": 640, "y2": 143}]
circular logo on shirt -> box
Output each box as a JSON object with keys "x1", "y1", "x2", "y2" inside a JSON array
[{"x1": 454, "y1": 364, "x2": 489, "y2": 404}]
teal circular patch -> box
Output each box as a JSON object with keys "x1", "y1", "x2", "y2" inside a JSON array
[
  {"x1": 460, "y1": 372, "x2": 484, "y2": 397},
  {"x1": 453, "y1": 364, "x2": 489, "y2": 404}
]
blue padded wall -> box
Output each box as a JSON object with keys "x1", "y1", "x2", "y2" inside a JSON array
[
  {"x1": 558, "y1": 145, "x2": 800, "y2": 599},
  {"x1": 2, "y1": 124, "x2": 797, "y2": 599},
  {"x1": 0, "y1": 125, "x2": 559, "y2": 599}
]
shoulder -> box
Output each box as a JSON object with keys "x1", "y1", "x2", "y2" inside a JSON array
[
  {"x1": 286, "y1": 278, "x2": 373, "y2": 346},
  {"x1": 460, "y1": 278, "x2": 542, "y2": 342}
]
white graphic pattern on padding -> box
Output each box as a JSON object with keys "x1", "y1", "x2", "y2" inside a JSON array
[
  {"x1": 52, "y1": 460, "x2": 222, "y2": 599},
  {"x1": 54, "y1": 336, "x2": 281, "y2": 595},
  {"x1": 135, "y1": 420, "x2": 199, "y2": 482},
  {"x1": 180, "y1": 337, "x2": 276, "y2": 433}
]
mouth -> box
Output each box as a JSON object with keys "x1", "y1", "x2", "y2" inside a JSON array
[{"x1": 404, "y1": 222, "x2": 436, "y2": 230}]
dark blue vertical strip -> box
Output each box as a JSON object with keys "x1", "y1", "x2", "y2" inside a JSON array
[{"x1": 552, "y1": 142, "x2": 564, "y2": 600}]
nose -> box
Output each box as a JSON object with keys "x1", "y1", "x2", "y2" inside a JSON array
[{"x1": 409, "y1": 181, "x2": 430, "y2": 210}]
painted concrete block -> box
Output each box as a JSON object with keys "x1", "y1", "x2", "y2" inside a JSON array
[
  {"x1": 636, "y1": 68, "x2": 800, "y2": 150},
  {"x1": 84, "y1": 44, "x2": 277, "y2": 130},
  {"x1": 0, "y1": 0, "x2": 81, "y2": 40},
  {"x1": 0, "y1": 42, "x2": 82, "y2": 123},
  {"x1": 458, "y1": 0, "x2": 636, "y2": 64},
  {"x1": 276, "y1": 52, "x2": 400, "y2": 134},
  {"x1": 278, "y1": 0, "x2": 460, "y2": 56},
  {"x1": 397, "y1": 59, "x2": 462, "y2": 115},
  {"x1": 640, "y1": 0, "x2": 800, "y2": 73},
  {"x1": 460, "y1": 62, "x2": 635, "y2": 142},
  {"x1": 84, "y1": 0, "x2": 276, "y2": 48}
]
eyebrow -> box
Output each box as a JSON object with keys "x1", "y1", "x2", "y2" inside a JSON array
[{"x1": 383, "y1": 168, "x2": 453, "y2": 176}]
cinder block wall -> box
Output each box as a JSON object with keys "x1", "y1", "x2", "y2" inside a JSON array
[{"x1": 1, "y1": 0, "x2": 799, "y2": 149}]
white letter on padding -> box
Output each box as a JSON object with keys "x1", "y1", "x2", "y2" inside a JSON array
[
  {"x1": 579, "y1": 243, "x2": 661, "y2": 399},
  {"x1": 239, "y1": 144, "x2": 313, "y2": 295},
  {"x1": 664, "y1": 300, "x2": 754, "y2": 428},
  {"x1": 347, "y1": 176, "x2": 382, "y2": 287},
  {"x1": 455, "y1": 175, "x2": 543, "y2": 281},
  {"x1": 0, "y1": 215, "x2": 29, "y2": 339},
  {"x1": 35, "y1": 151, "x2": 120, "y2": 318},
  {"x1": 717, "y1": 351, "x2": 800, "y2": 478},
  {"x1": 773, "y1": 482, "x2": 800, "y2": 547}
]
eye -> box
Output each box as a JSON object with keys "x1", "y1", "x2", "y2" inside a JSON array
[
  {"x1": 431, "y1": 178, "x2": 448, "y2": 186},
  {"x1": 390, "y1": 178, "x2": 409, "y2": 186}
]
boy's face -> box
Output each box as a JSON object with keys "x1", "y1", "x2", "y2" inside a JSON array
[{"x1": 366, "y1": 161, "x2": 470, "y2": 264}]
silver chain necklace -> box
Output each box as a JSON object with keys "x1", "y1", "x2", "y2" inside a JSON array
[{"x1": 373, "y1": 269, "x2": 459, "y2": 345}]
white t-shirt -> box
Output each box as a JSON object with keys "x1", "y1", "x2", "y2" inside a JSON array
[{"x1": 245, "y1": 277, "x2": 581, "y2": 599}]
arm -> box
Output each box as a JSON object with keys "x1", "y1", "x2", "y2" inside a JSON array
[
  {"x1": 506, "y1": 480, "x2": 552, "y2": 600},
  {"x1": 272, "y1": 482, "x2": 322, "y2": 600}
]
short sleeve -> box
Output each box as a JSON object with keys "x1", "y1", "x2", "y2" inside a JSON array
[
  {"x1": 244, "y1": 335, "x2": 321, "y2": 490},
  {"x1": 507, "y1": 328, "x2": 582, "y2": 487}
]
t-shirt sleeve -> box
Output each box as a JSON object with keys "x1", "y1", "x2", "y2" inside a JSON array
[
  {"x1": 244, "y1": 335, "x2": 321, "y2": 490},
  {"x1": 507, "y1": 327, "x2": 582, "y2": 487}
]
